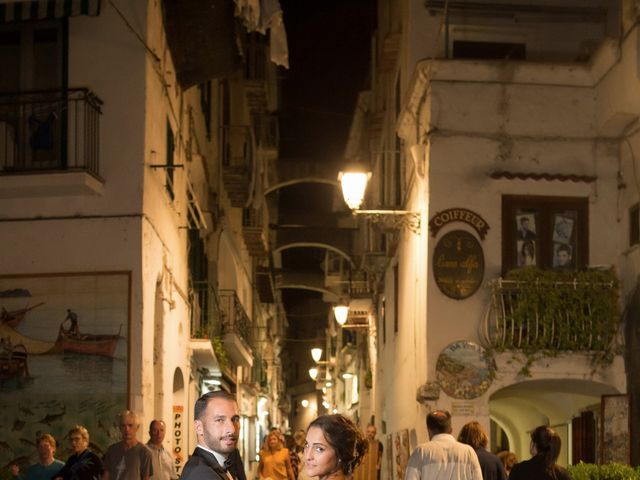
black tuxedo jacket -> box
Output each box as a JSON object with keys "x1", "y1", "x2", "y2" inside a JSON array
[{"x1": 181, "y1": 447, "x2": 229, "y2": 480}]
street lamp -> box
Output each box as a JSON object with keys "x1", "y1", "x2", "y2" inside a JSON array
[
  {"x1": 333, "y1": 302, "x2": 349, "y2": 325},
  {"x1": 338, "y1": 163, "x2": 421, "y2": 234},
  {"x1": 311, "y1": 347, "x2": 323, "y2": 362}
]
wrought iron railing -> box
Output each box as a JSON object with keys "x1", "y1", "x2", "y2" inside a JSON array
[
  {"x1": 483, "y1": 277, "x2": 619, "y2": 352},
  {"x1": 0, "y1": 88, "x2": 102, "y2": 176},
  {"x1": 219, "y1": 289, "x2": 252, "y2": 347},
  {"x1": 190, "y1": 281, "x2": 222, "y2": 340},
  {"x1": 220, "y1": 125, "x2": 253, "y2": 168}
]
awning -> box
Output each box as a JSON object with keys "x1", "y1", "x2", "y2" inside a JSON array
[
  {"x1": 163, "y1": 0, "x2": 242, "y2": 89},
  {"x1": 0, "y1": 0, "x2": 100, "y2": 22}
]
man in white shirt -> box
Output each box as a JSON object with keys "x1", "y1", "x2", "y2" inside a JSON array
[
  {"x1": 147, "y1": 420, "x2": 178, "y2": 480},
  {"x1": 404, "y1": 410, "x2": 482, "y2": 480}
]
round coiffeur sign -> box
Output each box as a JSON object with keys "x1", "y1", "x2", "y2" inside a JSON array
[{"x1": 433, "y1": 230, "x2": 484, "y2": 299}]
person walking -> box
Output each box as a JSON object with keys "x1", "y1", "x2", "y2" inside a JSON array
[
  {"x1": 404, "y1": 410, "x2": 482, "y2": 480},
  {"x1": 147, "y1": 420, "x2": 178, "y2": 480},
  {"x1": 103, "y1": 411, "x2": 153, "y2": 480},
  {"x1": 457, "y1": 422, "x2": 506, "y2": 480},
  {"x1": 180, "y1": 391, "x2": 242, "y2": 480},
  {"x1": 509, "y1": 426, "x2": 571, "y2": 480},
  {"x1": 259, "y1": 430, "x2": 295, "y2": 480},
  {"x1": 495, "y1": 452, "x2": 517, "y2": 477},
  {"x1": 354, "y1": 425, "x2": 383, "y2": 480},
  {"x1": 303, "y1": 414, "x2": 368, "y2": 480},
  {"x1": 54, "y1": 425, "x2": 104, "y2": 480}
]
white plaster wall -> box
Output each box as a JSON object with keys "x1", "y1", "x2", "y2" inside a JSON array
[{"x1": 0, "y1": 2, "x2": 147, "y2": 218}]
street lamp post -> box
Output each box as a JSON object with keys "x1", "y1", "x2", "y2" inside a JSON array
[{"x1": 338, "y1": 164, "x2": 421, "y2": 234}]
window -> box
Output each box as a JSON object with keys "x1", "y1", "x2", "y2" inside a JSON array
[
  {"x1": 198, "y1": 80, "x2": 212, "y2": 140},
  {"x1": 166, "y1": 119, "x2": 175, "y2": 200},
  {"x1": 453, "y1": 40, "x2": 526, "y2": 60},
  {"x1": 630, "y1": 203, "x2": 639, "y2": 247},
  {"x1": 502, "y1": 195, "x2": 588, "y2": 273},
  {"x1": 0, "y1": 21, "x2": 64, "y2": 92},
  {"x1": 393, "y1": 265, "x2": 399, "y2": 334}
]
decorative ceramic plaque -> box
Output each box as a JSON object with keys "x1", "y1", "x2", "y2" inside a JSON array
[{"x1": 436, "y1": 341, "x2": 495, "y2": 399}]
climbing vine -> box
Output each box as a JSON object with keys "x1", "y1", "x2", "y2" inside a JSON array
[{"x1": 491, "y1": 266, "x2": 620, "y2": 376}]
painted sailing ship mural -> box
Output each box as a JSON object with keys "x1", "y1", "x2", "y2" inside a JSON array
[{"x1": 0, "y1": 273, "x2": 129, "y2": 475}]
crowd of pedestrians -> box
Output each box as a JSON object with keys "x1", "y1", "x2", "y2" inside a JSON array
[
  {"x1": 11, "y1": 411, "x2": 174, "y2": 480},
  {"x1": 10, "y1": 395, "x2": 570, "y2": 480}
]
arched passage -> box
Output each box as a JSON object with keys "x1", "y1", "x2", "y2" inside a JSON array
[{"x1": 489, "y1": 379, "x2": 619, "y2": 466}]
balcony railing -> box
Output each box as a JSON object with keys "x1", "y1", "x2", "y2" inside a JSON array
[
  {"x1": 190, "y1": 281, "x2": 222, "y2": 340},
  {"x1": 0, "y1": 88, "x2": 102, "y2": 177},
  {"x1": 219, "y1": 289, "x2": 252, "y2": 347},
  {"x1": 484, "y1": 276, "x2": 619, "y2": 352}
]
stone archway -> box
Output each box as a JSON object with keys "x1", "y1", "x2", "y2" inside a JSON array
[{"x1": 489, "y1": 378, "x2": 619, "y2": 466}]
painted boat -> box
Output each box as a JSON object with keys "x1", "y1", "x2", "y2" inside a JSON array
[
  {"x1": 0, "y1": 344, "x2": 29, "y2": 380},
  {"x1": 0, "y1": 323, "x2": 55, "y2": 355},
  {"x1": 0, "y1": 302, "x2": 45, "y2": 328},
  {"x1": 53, "y1": 325, "x2": 122, "y2": 358}
]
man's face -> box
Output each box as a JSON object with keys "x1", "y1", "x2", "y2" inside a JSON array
[
  {"x1": 119, "y1": 414, "x2": 139, "y2": 443},
  {"x1": 150, "y1": 421, "x2": 166, "y2": 446},
  {"x1": 366, "y1": 426, "x2": 376, "y2": 441},
  {"x1": 521, "y1": 218, "x2": 529, "y2": 230},
  {"x1": 557, "y1": 250, "x2": 570, "y2": 266},
  {"x1": 37, "y1": 440, "x2": 55, "y2": 463},
  {"x1": 195, "y1": 397, "x2": 240, "y2": 455}
]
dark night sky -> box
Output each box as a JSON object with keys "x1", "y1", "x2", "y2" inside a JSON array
[
  {"x1": 279, "y1": 0, "x2": 376, "y2": 163},
  {"x1": 275, "y1": 1, "x2": 376, "y2": 348}
]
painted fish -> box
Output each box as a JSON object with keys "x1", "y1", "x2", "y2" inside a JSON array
[
  {"x1": 11, "y1": 420, "x2": 25, "y2": 431},
  {"x1": 0, "y1": 441, "x2": 13, "y2": 453},
  {"x1": 37, "y1": 405, "x2": 66, "y2": 425},
  {"x1": 18, "y1": 406, "x2": 34, "y2": 416}
]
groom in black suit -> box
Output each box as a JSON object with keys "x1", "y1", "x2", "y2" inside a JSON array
[{"x1": 181, "y1": 391, "x2": 242, "y2": 480}]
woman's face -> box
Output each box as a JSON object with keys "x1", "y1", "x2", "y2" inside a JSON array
[
  {"x1": 304, "y1": 426, "x2": 339, "y2": 478},
  {"x1": 70, "y1": 433, "x2": 88, "y2": 454},
  {"x1": 268, "y1": 432, "x2": 280, "y2": 449}
]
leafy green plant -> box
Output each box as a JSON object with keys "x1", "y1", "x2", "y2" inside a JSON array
[
  {"x1": 491, "y1": 267, "x2": 620, "y2": 376},
  {"x1": 212, "y1": 336, "x2": 229, "y2": 371},
  {"x1": 568, "y1": 462, "x2": 640, "y2": 480}
]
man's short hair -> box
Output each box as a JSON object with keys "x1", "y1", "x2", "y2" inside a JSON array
[
  {"x1": 426, "y1": 410, "x2": 452, "y2": 434},
  {"x1": 118, "y1": 410, "x2": 138, "y2": 425},
  {"x1": 149, "y1": 419, "x2": 165, "y2": 431},
  {"x1": 69, "y1": 425, "x2": 90, "y2": 442},
  {"x1": 557, "y1": 244, "x2": 571, "y2": 255},
  {"x1": 36, "y1": 433, "x2": 56, "y2": 449},
  {"x1": 194, "y1": 390, "x2": 236, "y2": 421}
]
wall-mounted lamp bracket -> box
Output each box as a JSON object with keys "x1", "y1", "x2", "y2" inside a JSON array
[
  {"x1": 149, "y1": 164, "x2": 185, "y2": 169},
  {"x1": 353, "y1": 210, "x2": 421, "y2": 234}
]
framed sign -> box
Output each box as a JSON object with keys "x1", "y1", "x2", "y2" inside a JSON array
[
  {"x1": 433, "y1": 230, "x2": 484, "y2": 299},
  {"x1": 436, "y1": 341, "x2": 495, "y2": 399}
]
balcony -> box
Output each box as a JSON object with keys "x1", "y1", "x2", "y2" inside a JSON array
[
  {"x1": 0, "y1": 89, "x2": 103, "y2": 197},
  {"x1": 221, "y1": 125, "x2": 252, "y2": 207},
  {"x1": 253, "y1": 114, "x2": 279, "y2": 159},
  {"x1": 189, "y1": 281, "x2": 223, "y2": 374},
  {"x1": 242, "y1": 207, "x2": 268, "y2": 257},
  {"x1": 219, "y1": 289, "x2": 253, "y2": 367},
  {"x1": 0, "y1": 89, "x2": 102, "y2": 174},
  {"x1": 483, "y1": 269, "x2": 619, "y2": 353}
]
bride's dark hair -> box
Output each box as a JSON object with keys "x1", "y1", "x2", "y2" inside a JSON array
[{"x1": 308, "y1": 414, "x2": 368, "y2": 474}]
